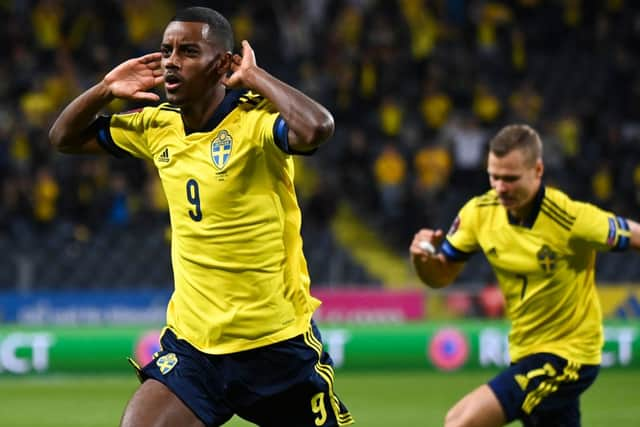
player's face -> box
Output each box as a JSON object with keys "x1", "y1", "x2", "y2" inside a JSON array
[
  {"x1": 160, "y1": 21, "x2": 227, "y2": 106},
  {"x1": 487, "y1": 149, "x2": 543, "y2": 213}
]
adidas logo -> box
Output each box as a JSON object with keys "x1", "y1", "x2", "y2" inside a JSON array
[{"x1": 158, "y1": 148, "x2": 170, "y2": 163}]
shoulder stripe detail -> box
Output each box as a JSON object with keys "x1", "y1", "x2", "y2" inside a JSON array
[
  {"x1": 540, "y1": 206, "x2": 572, "y2": 231},
  {"x1": 239, "y1": 91, "x2": 263, "y2": 105},
  {"x1": 159, "y1": 103, "x2": 180, "y2": 111},
  {"x1": 474, "y1": 193, "x2": 499, "y2": 207},
  {"x1": 475, "y1": 201, "x2": 500, "y2": 207},
  {"x1": 159, "y1": 107, "x2": 180, "y2": 113},
  {"x1": 542, "y1": 197, "x2": 576, "y2": 221},
  {"x1": 477, "y1": 193, "x2": 499, "y2": 202}
]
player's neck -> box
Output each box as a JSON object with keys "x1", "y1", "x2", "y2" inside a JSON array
[
  {"x1": 509, "y1": 202, "x2": 534, "y2": 225},
  {"x1": 509, "y1": 210, "x2": 526, "y2": 225},
  {"x1": 180, "y1": 85, "x2": 226, "y2": 131}
]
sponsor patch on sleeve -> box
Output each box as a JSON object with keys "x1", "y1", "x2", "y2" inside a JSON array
[{"x1": 448, "y1": 216, "x2": 461, "y2": 236}]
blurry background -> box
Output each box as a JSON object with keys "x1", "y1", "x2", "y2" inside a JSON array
[
  {"x1": 2, "y1": 0, "x2": 640, "y2": 291},
  {"x1": 1, "y1": 1, "x2": 640, "y2": 426}
]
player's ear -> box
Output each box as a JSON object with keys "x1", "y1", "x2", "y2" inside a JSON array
[
  {"x1": 219, "y1": 51, "x2": 233, "y2": 73},
  {"x1": 536, "y1": 158, "x2": 544, "y2": 178},
  {"x1": 207, "y1": 51, "x2": 232, "y2": 81}
]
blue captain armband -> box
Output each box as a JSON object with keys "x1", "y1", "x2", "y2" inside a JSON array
[
  {"x1": 440, "y1": 239, "x2": 475, "y2": 261},
  {"x1": 273, "y1": 116, "x2": 317, "y2": 155},
  {"x1": 91, "y1": 115, "x2": 131, "y2": 158},
  {"x1": 611, "y1": 216, "x2": 631, "y2": 252}
]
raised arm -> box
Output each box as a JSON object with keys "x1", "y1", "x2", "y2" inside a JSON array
[
  {"x1": 222, "y1": 40, "x2": 334, "y2": 151},
  {"x1": 49, "y1": 52, "x2": 164, "y2": 154},
  {"x1": 409, "y1": 228, "x2": 466, "y2": 289}
]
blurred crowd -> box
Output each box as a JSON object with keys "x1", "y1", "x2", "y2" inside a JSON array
[{"x1": 1, "y1": 0, "x2": 640, "y2": 286}]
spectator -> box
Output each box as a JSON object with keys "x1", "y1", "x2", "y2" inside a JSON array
[
  {"x1": 420, "y1": 78, "x2": 453, "y2": 135},
  {"x1": 373, "y1": 141, "x2": 407, "y2": 223},
  {"x1": 446, "y1": 114, "x2": 488, "y2": 193},
  {"x1": 1, "y1": 0, "x2": 640, "y2": 287}
]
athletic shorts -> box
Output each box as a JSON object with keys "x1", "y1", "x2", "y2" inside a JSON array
[
  {"x1": 131, "y1": 321, "x2": 354, "y2": 427},
  {"x1": 488, "y1": 352, "x2": 599, "y2": 427}
]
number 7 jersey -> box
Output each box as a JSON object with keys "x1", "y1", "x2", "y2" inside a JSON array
[
  {"x1": 441, "y1": 185, "x2": 631, "y2": 365},
  {"x1": 96, "y1": 90, "x2": 320, "y2": 354}
]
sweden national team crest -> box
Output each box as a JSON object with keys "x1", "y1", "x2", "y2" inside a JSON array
[
  {"x1": 211, "y1": 130, "x2": 233, "y2": 170},
  {"x1": 537, "y1": 244, "x2": 557, "y2": 274},
  {"x1": 156, "y1": 352, "x2": 178, "y2": 375}
]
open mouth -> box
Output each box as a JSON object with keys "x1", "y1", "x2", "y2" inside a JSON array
[{"x1": 164, "y1": 74, "x2": 182, "y2": 91}]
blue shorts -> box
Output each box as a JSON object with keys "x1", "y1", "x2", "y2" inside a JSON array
[
  {"x1": 132, "y1": 321, "x2": 354, "y2": 427},
  {"x1": 488, "y1": 353, "x2": 599, "y2": 427}
]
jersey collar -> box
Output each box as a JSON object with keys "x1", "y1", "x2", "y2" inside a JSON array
[
  {"x1": 179, "y1": 89, "x2": 248, "y2": 135},
  {"x1": 507, "y1": 184, "x2": 545, "y2": 228}
]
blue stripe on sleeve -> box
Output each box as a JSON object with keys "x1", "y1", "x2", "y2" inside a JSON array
[
  {"x1": 440, "y1": 239, "x2": 474, "y2": 262},
  {"x1": 607, "y1": 217, "x2": 616, "y2": 247},
  {"x1": 616, "y1": 216, "x2": 630, "y2": 231},
  {"x1": 273, "y1": 116, "x2": 289, "y2": 151},
  {"x1": 613, "y1": 216, "x2": 630, "y2": 252},
  {"x1": 272, "y1": 115, "x2": 317, "y2": 156},
  {"x1": 93, "y1": 115, "x2": 131, "y2": 158}
]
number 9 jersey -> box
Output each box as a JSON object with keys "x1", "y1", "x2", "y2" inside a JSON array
[
  {"x1": 441, "y1": 185, "x2": 631, "y2": 365},
  {"x1": 94, "y1": 89, "x2": 321, "y2": 355}
]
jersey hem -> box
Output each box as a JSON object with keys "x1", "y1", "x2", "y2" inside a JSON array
[
  {"x1": 166, "y1": 312, "x2": 315, "y2": 355},
  {"x1": 510, "y1": 347, "x2": 602, "y2": 365}
]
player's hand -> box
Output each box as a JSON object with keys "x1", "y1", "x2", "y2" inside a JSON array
[
  {"x1": 221, "y1": 40, "x2": 258, "y2": 89},
  {"x1": 410, "y1": 228, "x2": 444, "y2": 262},
  {"x1": 103, "y1": 53, "x2": 164, "y2": 102}
]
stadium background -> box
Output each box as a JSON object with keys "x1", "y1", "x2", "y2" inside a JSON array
[{"x1": 1, "y1": 0, "x2": 639, "y2": 426}]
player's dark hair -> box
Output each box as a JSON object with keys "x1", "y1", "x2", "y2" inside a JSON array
[
  {"x1": 171, "y1": 7, "x2": 234, "y2": 51},
  {"x1": 489, "y1": 124, "x2": 542, "y2": 166}
]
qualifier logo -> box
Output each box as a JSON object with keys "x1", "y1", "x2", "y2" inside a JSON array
[
  {"x1": 428, "y1": 328, "x2": 469, "y2": 371},
  {"x1": 211, "y1": 130, "x2": 233, "y2": 170},
  {"x1": 134, "y1": 330, "x2": 161, "y2": 367}
]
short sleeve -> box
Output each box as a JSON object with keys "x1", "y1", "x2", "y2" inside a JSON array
[
  {"x1": 440, "y1": 199, "x2": 480, "y2": 261},
  {"x1": 571, "y1": 201, "x2": 631, "y2": 252},
  {"x1": 96, "y1": 108, "x2": 153, "y2": 160}
]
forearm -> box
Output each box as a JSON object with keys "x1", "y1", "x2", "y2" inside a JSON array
[
  {"x1": 412, "y1": 254, "x2": 460, "y2": 289},
  {"x1": 627, "y1": 218, "x2": 640, "y2": 250},
  {"x1": 246, "y1": 67, "x2": 334, "y2": 147},
  {"x1": 49, "y1": 81, "x2": 114, "y2": 152}
]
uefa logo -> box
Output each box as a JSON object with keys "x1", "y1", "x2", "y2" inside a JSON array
[
  {"x1": 134, "y1": 330, "x2": 162, "y2": 366},
  {"x1": 428, "y1": 328, "x2": 470, "y2": 371}
]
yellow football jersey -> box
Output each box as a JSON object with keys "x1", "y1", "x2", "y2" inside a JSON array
[
  {"x1": 96, "y1": 90, "x2": 320, "y2": 354},
  {"x1": 442, "y1": 186, "x2": 631, "y2": 364}
]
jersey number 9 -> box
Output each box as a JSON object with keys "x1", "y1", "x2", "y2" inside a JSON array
[{"x1": 186, "y1": 179, "x2": 203, "y2": 222}]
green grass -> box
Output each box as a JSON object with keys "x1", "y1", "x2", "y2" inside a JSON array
[{"x1": 1, "y1": 370, "x2": 637, "y2": 426}]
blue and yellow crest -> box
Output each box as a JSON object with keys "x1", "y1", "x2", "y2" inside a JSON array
[
  {"x1": 537, "y1": 244, "x2": 557, "y2": 274},
  {"x1": 156, "y1": 352, "x2": 178, "y2": 375},
  {"x1": 211, "y1": 130, "x2": 233, "y2": 170}
]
